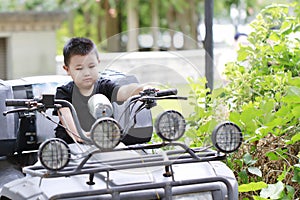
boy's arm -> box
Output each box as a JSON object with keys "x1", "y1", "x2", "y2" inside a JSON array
[
  {"x1": 116, "y1": 83, "x2": 145, "y2": 102},
  {"x1": 58, "y1": 107, "x2": 87, "y2": 143}
]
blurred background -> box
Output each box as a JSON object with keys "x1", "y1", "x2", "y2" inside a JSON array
[{"x1": 0, "y1": 0, "x2": 289, "y2": 81}]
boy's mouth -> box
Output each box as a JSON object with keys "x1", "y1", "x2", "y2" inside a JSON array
[{"x1": 83, "y1": 78, "x2": 92, "y2": 82}]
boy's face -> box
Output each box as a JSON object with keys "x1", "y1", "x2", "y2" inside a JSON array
[{"x1": 64, "y1": 52, "x2": 99, "y2": 91}]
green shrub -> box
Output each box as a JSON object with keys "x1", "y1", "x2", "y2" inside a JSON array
[{"x1": 188, "y1": 2, "x2": 300, "y2": 199}]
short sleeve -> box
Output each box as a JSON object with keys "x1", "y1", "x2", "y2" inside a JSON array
[
  {"x1": 53, "y1": 81, "x2": 74, "y2": 115},
  {"x1": 96, "y1": 78, "x2": 120, "y2": 102}
]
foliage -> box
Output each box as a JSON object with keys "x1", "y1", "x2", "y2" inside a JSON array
[
  {"x1": 185, "y1": 77, "x2": 228, "y2": 148},
  {"x1": 0, "y1": 0, "x2": 287, "y2": 53},
  {"x1": 187, "y1": 2, "x2": 300, "y2": 199}
]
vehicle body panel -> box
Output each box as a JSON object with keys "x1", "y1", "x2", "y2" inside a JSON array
[{"x1": 1, "y1": 146, "x2": 238, "y2": 199}]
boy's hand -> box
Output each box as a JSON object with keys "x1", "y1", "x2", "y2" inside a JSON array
[{"x1": 83, "y1": 130, "x2": 91, "y2": 137}]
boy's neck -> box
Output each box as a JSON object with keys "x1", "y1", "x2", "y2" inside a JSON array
[{"x1": 78, "y1": 84, "x2": 95, "y2": 97}]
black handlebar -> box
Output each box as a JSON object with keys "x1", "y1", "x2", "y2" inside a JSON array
[
  {"x1": 5, "y1": 89, "x2": 183, "y2": 109},
  {"x1": 5, "y1": 99, "x2": 34, "y2": 107},
  {"x1": 5, "y1": 94, "x2": 55, "y2": 108},
  {"x1": 139, "y1": 88, "x2": 178, "y2": 97},
  {"x1": 156, "y1": 88, "x2": 177, "y2": 97}
]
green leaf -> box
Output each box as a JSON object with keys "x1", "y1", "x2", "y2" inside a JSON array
[
  {"x1": 287, "y1": 133, "x2": 300, "y2": 145},
  {"x1": 277, "y1": 170, "x2": 287, "y2": 182},
  {"x1": 253, "y1": 196, "x2": 268, "y2": 200},
  {"x1": 248, "y1": 167, "x2": 262, "y2": 177},
  {"x1": 237, "y1": 48, "x2": 249, "y2": 61},
  {"x1": 281, "y1": 21, "x2": 293, "y2": 35},
  {"x1": 211, "y1": 87, "x2": 225, "y2": 99},
  {"x1": 269, "y1": 32, "x2": 281, "y2": 42},
  {"x1": 275, "y1": 105, "x2": 291, "y2": 117},
  {"x1": 288, "y1": 77, "x2": 300, "y2": 87},
  {"x1": 260, "y1": 99, "x2": 275, "y2": 114},
  {"x1": 286, "y1": 185, "x2": 295, "y2": 198},
  {"x1": 292, "y1": 105, "x2": 300, "y2": 118},
  {"x1": 234, "y1": 158, "x2": 243, "y2": 169},
  {"x1": 260, "y1": 181, "x2": 285, "y2": 199},
  {"x1": 244, "y1": 153, "x2": 257, "y2": 166},
  {"x1": 265, "y1": 118, "x2": 283, "y2": 129},
  {"x1": 266, "y1": 151, "x2": 279, "y2": 161},
  {"x1": 238, "y1": 170, "x2": 249, "y2": 184},
  {"x1": 238, "y1": 181, "x2": 268, "y2": 192},
  {"x1": 229, "y1": 112, "x2": 241, "y2": 125},
  {"x1": 292, "y1": 164, "x2": 300, "y2": 183},
  {"x1": 283, "y1": 86, "x2": 300, "y2": 103}
]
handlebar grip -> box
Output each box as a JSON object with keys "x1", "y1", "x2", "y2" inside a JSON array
[
  {"x1": 5, "y1": 99, "x2": 31, "y2": 107},
  {"x1": 156, "y1": 88, "x2": 178, "y2": 97}
]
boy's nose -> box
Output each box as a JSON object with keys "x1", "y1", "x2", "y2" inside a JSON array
[{"x1": 83, "y1": 68, "x2": 91, "y2": 76}]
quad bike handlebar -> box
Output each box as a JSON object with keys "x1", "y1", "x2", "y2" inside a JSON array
[{"x1": 3, "y1": 88, "x2": 187, "y2": 144}]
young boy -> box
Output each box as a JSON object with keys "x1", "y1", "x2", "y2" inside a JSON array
[{"x1": 54, "y1": 37, "x2": 144, "y2": 144}]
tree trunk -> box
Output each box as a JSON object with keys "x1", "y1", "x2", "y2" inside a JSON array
[
  {"x1": 96, "y1": 2, "x2": 105, "y2": 45},
  {"x1": 167, "y1": 5, "x2": 176, "y2": 50},
  {"x1": 151, "y1": 0, "x2": 159, "y2": 51},
  {"x1": 127, "y1": 0, "x2": 139, "y2": 51},
  {"x1": 177, "y1": 10, "x2": 188, "y2": 49},
  {"x1": 187, "y1": 0, "x2": 198, "y2": 49},
  {"x1": 177, "y1": 0, "x2": 198, "y2": 49},
  {"x1": 104, "y1": 0, "x2": 120, "y2": 52}
]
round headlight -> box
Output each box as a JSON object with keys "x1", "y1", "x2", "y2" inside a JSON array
[
  {"x1": 88, "y1": 94, "x2": 113, "y2": 119},
  {"x1": 212, "y1": 121, "x2": 243, "y2": 153},
  {"x1": 155, "y1": 110, "x2": 186, "y2": 141},
  {"x1": 38, "y1": 138, "x2": 70, "y2": 171},
  {"x1": 90, "y1": 117, "x2": 121, "y2": 151}
]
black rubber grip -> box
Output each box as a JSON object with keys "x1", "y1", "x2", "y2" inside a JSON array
[
  {"x1": 156, "y1": 88, "x2": 178, "y2": 97},
  {"x1": 5, "y1": 99, "x2": 31, "y2": 107}
]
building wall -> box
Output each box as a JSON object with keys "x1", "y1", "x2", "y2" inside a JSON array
[
  {"x1": 9, "y1": 31, "x2": 56, "y2": 79},
  {"x1": 0, "y1": 11, "x2": 66, "y2": 80}
]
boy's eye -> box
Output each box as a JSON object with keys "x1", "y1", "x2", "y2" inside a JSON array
[
  {"x1": 89, "y1": 65, "x2": 96, "y2": 68},
  {"x1": 75, "y1": 67, "x2": 82, "y2": 70}
]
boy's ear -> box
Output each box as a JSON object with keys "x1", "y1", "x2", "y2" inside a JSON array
[{"x1": 63, "y1": 65, "x2": 70, "y2": 75}]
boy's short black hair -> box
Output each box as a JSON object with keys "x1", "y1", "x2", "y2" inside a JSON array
[{"x1": 63, "y1": 37, "x2": 98, "y2": 66}]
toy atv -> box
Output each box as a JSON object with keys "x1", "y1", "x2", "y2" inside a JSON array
[{"x1": 0, "y1": 72, "x2": 242, "y2": 200}]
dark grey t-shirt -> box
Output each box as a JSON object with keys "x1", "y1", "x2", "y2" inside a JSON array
[
  {"x1": 54, "y1": 78, "x2": 120, "y2": 143},
  {"x1": 72, "y1": 84, "x2": 96, "y2": 132}
]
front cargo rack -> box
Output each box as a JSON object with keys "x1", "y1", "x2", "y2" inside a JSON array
[
  {"x1": 23, "y1": 142, "x2": 235, "y2": 200},
  {"x1": 24, "y1": 142, "x2": 226, "y2": 178}
]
